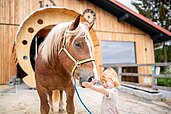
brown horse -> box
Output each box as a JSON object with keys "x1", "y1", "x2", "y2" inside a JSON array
[{"x1": 35, "y1": 15, "x2": 98, "y2": 114}]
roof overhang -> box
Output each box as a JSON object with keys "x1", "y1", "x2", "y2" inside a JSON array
[{"x1": 87, "y1": 0, "x2": 171, "y2": 44}]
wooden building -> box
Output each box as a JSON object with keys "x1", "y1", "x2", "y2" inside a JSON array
[{"x1": 0, "y1": 0, "x2": 171, "y2": 87}]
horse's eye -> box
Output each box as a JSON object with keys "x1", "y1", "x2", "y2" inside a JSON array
[{"x1": 74, "y1": 42, "x2": 82, "y2": 48}]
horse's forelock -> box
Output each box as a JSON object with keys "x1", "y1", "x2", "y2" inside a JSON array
[{"x1": 67, "y1": 24, "x2": 94, "y2": 51}]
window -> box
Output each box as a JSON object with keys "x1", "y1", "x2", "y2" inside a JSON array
[{"x1": 102, "y1": 41, "x2": 136, "y2": 64}]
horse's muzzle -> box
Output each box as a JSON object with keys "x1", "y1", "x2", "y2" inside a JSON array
[{"x1": 79, "y1": 75, "x2": 96, "y2": 88}]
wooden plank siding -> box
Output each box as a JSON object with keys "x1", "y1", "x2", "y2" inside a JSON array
[
  {"x1": 0, "y1": 0, "x2": 155, "y2": 85},
  {"x1": 0, "y1": 25, "x2": 18, "y2": 84}
]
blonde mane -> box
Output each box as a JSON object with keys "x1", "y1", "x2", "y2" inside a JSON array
[{"x1": 41, "y1": 21, "x2": 94, "y2": 62}]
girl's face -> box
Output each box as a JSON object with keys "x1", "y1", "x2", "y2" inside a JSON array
[{"x1": 102, "y1": 80, "x2": 114, "y2": 89}]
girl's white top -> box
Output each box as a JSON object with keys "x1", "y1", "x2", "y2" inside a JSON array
[{"x1": 101, "y1": 88, "x2": 119, "y2": 114}]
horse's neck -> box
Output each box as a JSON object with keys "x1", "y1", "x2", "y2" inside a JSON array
[
  {"x1": 47, "y1": 53, "x2": 61, "y2": 69},
  {"x1": 39, "y1": 45, "x2": 60, "y2": 69}
]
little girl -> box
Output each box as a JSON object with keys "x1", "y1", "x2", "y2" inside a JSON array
[{"x1": 82, "y1": 67, "x2": 120, "y2": 114}]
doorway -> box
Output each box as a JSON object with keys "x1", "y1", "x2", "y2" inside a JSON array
[
  {"x1": 30, "y1": 25, "x2": 55, "y2": 71},
  {"x1": 17, "y1": 25, "x2": 55, "y2": 79}
]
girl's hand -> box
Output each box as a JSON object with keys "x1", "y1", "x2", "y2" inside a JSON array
[
  {"x1": 91, "y1": 79, "x2": 97, "y2": 85},
  {"x1": 82, "y1": 79, "x2": 97, "y2": 88},
  {"x1": 82, "y1": 82, "x2": 93, "y2": 88}
]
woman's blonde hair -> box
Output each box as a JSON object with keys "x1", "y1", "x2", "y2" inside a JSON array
[{"x1": 100, "y1": 67, "x2": 120, "y2": 87}]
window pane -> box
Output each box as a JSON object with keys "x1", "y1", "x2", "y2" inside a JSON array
[{"x1": 102, "y1": 41, "x2": 136, "y2": 64}]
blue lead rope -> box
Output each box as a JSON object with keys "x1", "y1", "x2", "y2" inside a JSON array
[{"x1": 74, "y1": 85, "x2": 93, "y2": 114}]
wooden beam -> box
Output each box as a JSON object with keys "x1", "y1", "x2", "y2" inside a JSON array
[
  {"x1": 118, "y1": 13, "x2": 129, "y2": 22},
  {"x1": 152, "y1": 33, "x2": 163, "y2": 41},
  {"x1": 120, "y1": 73, "x2": 152, "y2": 77},
  {"x1": 153, "y1": 74, "x2": 171, "y2": 78},
  {"x1": 102, "y1": 62, "x2": 171, "y2": 67}
]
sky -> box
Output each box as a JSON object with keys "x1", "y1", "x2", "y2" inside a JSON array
[{"x1": 116, "y1": 0, "x2": 138, "y2": 13}]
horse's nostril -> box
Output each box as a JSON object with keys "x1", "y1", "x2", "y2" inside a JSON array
[{"x1": 87, "y1": 76, "x2": 94, "y2": 82}]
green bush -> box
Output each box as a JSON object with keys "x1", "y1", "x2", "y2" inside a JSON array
[{"x1": 157, "y1": 78, "x2": 171, "y2": 87}]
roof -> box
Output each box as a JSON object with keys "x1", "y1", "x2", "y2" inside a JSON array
[{"x1": 87, "y1": 0, "x2": 171, "y2": 43}]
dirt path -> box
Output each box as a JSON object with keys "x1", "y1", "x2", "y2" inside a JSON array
[{"x1": 0, "y1": 83, "x2": 170, "y2": 114}]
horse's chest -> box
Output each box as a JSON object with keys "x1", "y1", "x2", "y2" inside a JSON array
[{"x1": 40, "y1": 74, "x2": 72, "y2": 90}]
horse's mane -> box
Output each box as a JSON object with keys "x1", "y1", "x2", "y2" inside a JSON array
[{"x1": 41, "y1": 21, "x2": 94, "y2": 62}]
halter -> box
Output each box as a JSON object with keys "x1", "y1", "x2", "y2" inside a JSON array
[{"x1": 58, "y1": 31, "x2": 95, "y2": 79}]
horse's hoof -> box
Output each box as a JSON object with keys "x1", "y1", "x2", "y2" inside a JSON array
[{"x1": 59, "y1": 109, "x2": 65, "y2": 113}]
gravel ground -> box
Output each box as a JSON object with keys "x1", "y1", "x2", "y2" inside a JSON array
[{"x1": 0, "y1": 83, "x2": 171, "y2": 114}]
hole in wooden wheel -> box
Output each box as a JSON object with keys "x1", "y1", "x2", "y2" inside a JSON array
[
  {"x1": 28, "y1": 27, "x2": 34, "y2": 33},
  {"x1": 37, "y1": 19, "x2": 43, "y2": 24},
  {"x1": 22, "y1": 40, "x2": 27, "y2": 45},
  {"x1": 23, "y1": 56, "x2": 28, "y2": 60}
]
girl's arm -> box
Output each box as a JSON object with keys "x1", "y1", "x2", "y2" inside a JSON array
[{"x1": 82, "y1": 82, "x2": 109, "y2": 96}]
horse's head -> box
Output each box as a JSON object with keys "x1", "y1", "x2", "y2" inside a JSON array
[{"x1": 58, "y1": 15, "x2": 98, "y2": 86}]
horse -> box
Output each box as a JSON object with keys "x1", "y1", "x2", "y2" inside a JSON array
[{"x1": 35, "y1": 15, "x2": 98, "y2": 114}]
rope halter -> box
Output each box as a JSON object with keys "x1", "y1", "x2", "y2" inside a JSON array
[{"x1": 58, "y1": 31, "x2": 95, "y2": 80}]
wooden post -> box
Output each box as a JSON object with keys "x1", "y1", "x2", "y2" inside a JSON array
[
  {"x1": 118, "y1": 66, "x2": 122, "y2": 82},
  {"x1": 152, "y1": 64, "x2": 156, "y2": 90}
]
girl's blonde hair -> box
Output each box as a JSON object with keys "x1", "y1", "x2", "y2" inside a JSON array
[{"x1": 101, "y1": 67, "x2": 120, "y2": 87}]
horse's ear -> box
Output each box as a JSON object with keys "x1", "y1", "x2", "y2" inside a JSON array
[
  {"x1": 83, "y1": 22, "x2": 94, "y2": 30},
  {"x1": 70, "y1": 14, "x2": 81, "y2": 31}
]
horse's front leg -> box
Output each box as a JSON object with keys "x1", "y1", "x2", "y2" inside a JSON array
[
  {"x1": 36, "y1": 83, "x2": 49, "y2": 114},
  {"x1": 65, "y1": 85, "x2": 75, "y2": 114}
]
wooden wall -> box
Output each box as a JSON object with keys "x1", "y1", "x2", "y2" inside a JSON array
[
  {"x1": 0, "y1": 25, "x2": 18, "y2": 84},
  {"x1": 0, "y1": 0, "x2": 154, "y2": 85}
]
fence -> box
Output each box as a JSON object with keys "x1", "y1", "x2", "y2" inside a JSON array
[{"x1": 103, "y1": 63, "x2": 171, "y2": 91}]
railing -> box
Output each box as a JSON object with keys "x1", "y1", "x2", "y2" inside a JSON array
[{"x1": 102, "y1": 63, "x2": 171, "y2": 91}]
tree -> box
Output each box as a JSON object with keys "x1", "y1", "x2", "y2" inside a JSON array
[
  {"x1": 132, "y1": 0, "x2": 171, "y2": 73},
  {"x1": 132, "y1": 0, "x2": 171, "y2": 31}
]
